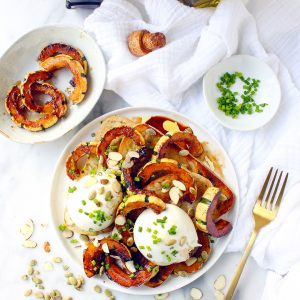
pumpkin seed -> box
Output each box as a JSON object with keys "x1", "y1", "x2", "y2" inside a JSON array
[
  {"x1": 108, "y1": 151, "x2": 122, "y2": 162},
  {"x1": 23, "y1": 240, "x2": 37, "y2": 248},
  {"x1": 68, "y1": 276, "x2": 77, "y2": 286},
  {"x1": 30, "y1": 259, "x2": 37, "y2": 266},
  {"x1": 201, "y1": 251, "x2": 208, "y2": 260},
  {"x1": 102, "y1": 242, "x2": 109, "y2": 254},
  {"x1": 20, "y1": 219, "x2": 34, "y2": 240},
  {"x1": 125, "y1": 260, "x2": 136, "y2": 273},
  {"x1": 155, "y1": 292, "x2": 169, "y2": 300},
  {"x1": 190, "y1": 287, "x2": 203, "y2": 300},
  {"x1": 185, "y1": 257, "x2": 197, "y2": 266},
  {"x1": 65, "y1": 271, "x2": 73, "y2": 278},
  {"x1": 27, "y1": 266, "x2": 34, "y2": 275},
  {"x1": 126, "y1": 237, "x2": 134, "y2": 247},
  {"x1": 115, "y1": 214, "x2": 126, "y2": 226},
  {"x1": 34, "y1": 291, "x2": 44, "y2": 299},
  {"x1": 164, "y1": 239, "x2": 176, "y2": 246},
  {"x1": 38, "y1": 284, "x2": 45, "y2": 290},
  {"x1": 99, "y1": 266, "x2": 105, "y2": 277},
  {"x1": 214, "y1": 275, "x2": 226, "y2": 290},
  {"x1": 94, "y1": 285, "x2": 102, "y2": 293},
  {"x1": 98, "y1": 186, "x2": 105, "y2": 194},
  {"x1": 62, "y1": 229, "x2": 74, "y2": 239},
  {"x1": 24, "y1": 289, "x2": 32, "y2": 297},
  {"x1": 215, "y1": 290, "x2": 225, "y2": 300},
  {"x1": 88, "y1": 190, "x2": 97, "y2": 200},
  {"x1": 104, "y1": 289, "x2": 112, "y2": 297},
  {"x1": 179, "y1": 149, "x2": 189, "y2": 156},
  {"x1": 100, "y1": 179, "x2": 109, "y2": 185},
  {"x1": 63, "y1": 264, "x2": 69, "y2": 271},
  {"x1": 53, "y1": 257, "x2": 63, "y2": 263},
  {"x1": 80, "y1": 234, "x2": 89, "y2": 242},
  {"x1": 32, "y1": 277, "x2": 42, "y2": 284},
  {"x1": 34, "y1": 270, "x2": 40, "y2": 275},
  {"x1": 21, "y1": 274, "x2": 29, "y2": 280},
  {"x1": 147, "y1": 253, "x2": 152, "y2": 258}
]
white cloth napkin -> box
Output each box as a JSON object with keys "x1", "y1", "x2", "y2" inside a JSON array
[{"x1": 85, "y1": 0, "x2": 300, "y2": 297}]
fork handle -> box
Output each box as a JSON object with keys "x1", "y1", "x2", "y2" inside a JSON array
[{"x1": 225, "y1": 230, "x2": 258, "y2": 300}]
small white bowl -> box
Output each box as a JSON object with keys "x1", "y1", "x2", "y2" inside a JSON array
[
  {"x1": 203, "y1": 55, "x2": 281, "y2": 131},
  {"x1": 0, "y1": 25, "x2": 106, "y2": 143}
]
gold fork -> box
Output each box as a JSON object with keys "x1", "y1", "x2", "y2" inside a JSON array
[{"x1": 225, "y1": 167, "x2": 289, "y2": 300}]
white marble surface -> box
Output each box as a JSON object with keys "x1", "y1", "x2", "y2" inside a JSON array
[{"x1": 0, "y1": 0, "x2": 267, "y2": 299}]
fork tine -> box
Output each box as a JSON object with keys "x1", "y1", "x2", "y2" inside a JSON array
[
  {"x1": 262, "y1": 169, "x2": 278, "y2": 208},
  {"x1": 269, "y1": 171, "x2": 282, "y2": 208},
  {"x1": 273, "y1": 173, "x2": 289, "y2": 210},
  {"x1": 257, "y1": 167, "x2": 273, "y2": 204}
]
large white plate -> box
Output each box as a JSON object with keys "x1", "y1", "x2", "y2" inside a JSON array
[
  {"x1": 50, "y1": 107, "x2": 239, "y2": 295},
  {"x1": 0, "y1": 25, "x2": 106, "y2": 143},
  {"x1": 203, "y1": 55, "x2": 281, "y2": 131}
]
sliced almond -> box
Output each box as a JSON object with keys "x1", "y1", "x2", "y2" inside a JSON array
[
  {"x1": 172, "y1": 180, "x2": 186, "y2": 191},
  {"x1": 112, "y1": 181, "x2": 121, "y2": 193},
  {"x1": 62, "y1": 229, "x2": 74, "y2": 239},
  {"x1": 88, "y1": 190, "x2": 97, "y2": 200},
  {"x1": 185, "y1": 257, "x2": 197, "y2": 267},
  {"x1": 155, "y1": 292, "x2": 169, "y2": 300},
  {"x1": 93, "y1": 239, "x2": 100, "y2": 247},
  {"x1": 102, "y1": 242, "x2": 109, "y2": 254},
  {"x1": 127, "y1": 151, "x2": 139, "y2": 158},
  {"x1": 190, "y1": 287, "x2": 203, "y2": 300},
  {"x1": 125, "y1": 260, "x2": 136, "y2": 273},
  {"x1": 115, "y1": 215, "x2": 126, "y2": 226},
  {"x1": 20, "y1": 219, "x2": 34, "y2": 240},
  {"x1": 169, "y1": 186, "x2": 182, "y2": 204},
  {"x1": 108, "y1": 151, "x2": 122, "y2": 162},
  {"x1": 107, "y1": 159, "x2": 119, "y2": 168},
  {"x1": 99, "y1": 266, "x2": 105, "y2": 277},
  {"x1": 179, "y1": 236, "x2": 187, "y2": 246},
  {"x1": 164, "y1": 239, "x2": 176, "y2": 246},
  {"x1": 214, "y1": 275, "x2": 226, "y2": 290},
  {"x1": 22, "y1": 240, "x2": 37, "y2": 248},
  {"x1": 122, "y1": 159, "x2": 134, "y2": 169},
  {"x1": 175, "y1": 270, "x2": 188, "y2": 277},
  {"x1": 215, "y1": 290, "x2": 225, "y2": 300},
  {"x1": 179, "y1": 149, "x2": 189, "y2": 157},
  {"x1": 204, "y1": 155, "x2": 215, "y2": 171}
]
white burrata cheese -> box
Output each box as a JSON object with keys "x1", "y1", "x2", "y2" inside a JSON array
[
  {"x1": 133, "y1": 204, "x2": 199, "y2": 266},
  {"x1": 66, "y1": 172, "x2": 122, "y2": 233}
]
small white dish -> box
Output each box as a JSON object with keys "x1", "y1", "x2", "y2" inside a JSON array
[
  {"x1": 50, "y1": 107, "x2": 239, "y2": 296},
  {"x1": 203, "y1": 55, "x2": 281, "y2": 131},
  {"x1": 0, "y1": 25, "x2": 106, "y2": 143}
]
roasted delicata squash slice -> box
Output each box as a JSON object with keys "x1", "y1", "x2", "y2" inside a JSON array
[
  {"x1": 65, "y1": 142, "x2": 99, "y2": 180},
  {"x1": 97, "y1": 126, "x2": 145, "y2": 165},
  {"x1": 38, "y1": 43, "x2": 88, "y2": 74},
  {"x1": 138, "y1": 159, "x2": 197, "y2": 202},
  {"x1": 40, "y1": 54, "x2": 87, "y2": 104},
  {"x1": 122, "y1": 147, "x2": 153, "y2": 190},
  {"x1": 119, "y1": 123, "x2": 161, "y2": 156},
  {"x1": 21, "y1": 70, "x2": 67, "y2": 117},
  {"x1": 5, "y1": 85, "x2": 59, "y2": 131},
  {"x1": 173, "y1": 230, "x2": 211, "y2": 274},
  {"x1": 145, "y1": 264, "x2": 175, "y2": 288},
  {"x1": 153, "y1": 131, "x2": 203, "y2": 160},
  {"x1": 195, "y1": 187, "x2": 232, "y2": 237},
  {"x1": 116, "y1": 194, "x2": 166, "y2": 218},
  {"x1": 83, "y1": 238, "x2": 157, "y2": 287},
  {"x1": 145, "y1": 116, "x2": 191, "y2": 134}
]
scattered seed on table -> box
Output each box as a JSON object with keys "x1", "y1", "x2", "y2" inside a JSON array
[
  {"x1": 53, "y1": 256, "x2": 63, "y2": 263},
  {"x1": 27, "y1": 266, "x2": 34, "y2": 275},
  {"x1": 94, "y1": 285, "x2": 102, "y2": 293},
  {"x1": 21, "y1": 274, "x2": 29, "y2": 280},
  {"x1": 30, "y1": 259, "x2": 37, "y2": 266}
]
